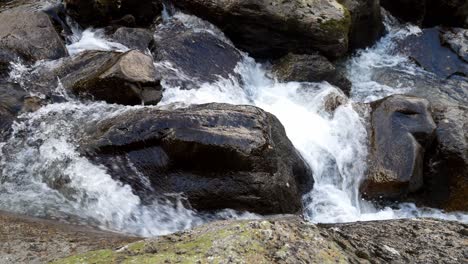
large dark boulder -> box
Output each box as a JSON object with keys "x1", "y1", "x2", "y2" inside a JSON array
[
  {"x1": 82, "y1": 103, "x2": 313, "y2": 215},
  {"x1": 173, "y1": 0, "x2": 351, "y2": 59},
  {"x1": 0, "y1": 6, "x2": 68, "y2": 75},
  {"x1": 271, "y1": 53, "x2": 352, "y2": 95},
  {"x1": 398, "y1": 27, "x2": 468, "y2": 79},
  {"x1": 340, "y1": 0, "x2": 384, "y2": 49},
  {"x1": 64, "y1": 0, "x2": 163, "y2": 27},
  {"x1": 110, "y1": 27, "x2": 155, "y2": 53},
  {"x1": 381, "y1": 0, "x2": 468, "y2": 27},
  {"x1": 153, "y1": 18, "x2": 243, "y2": 89},
  {"x1": 361, "y1": 95, "x2": 437, "y2": 200}
]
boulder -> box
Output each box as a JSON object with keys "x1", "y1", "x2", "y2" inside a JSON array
[
  {"x1": 64, "y1": 0, "x2": 163, "y2": 27},
  {"x1": 173, "y1": 0, "x2": 351, "y2": 59},
  {"x1": 55, "y1": 217, "x2": 468, "y2": 264},
  {"x1": 29, "y1": 50, "x2": 162, "y2": 105},
  {"x1": 441, "y1": 28, "x2": 468, "y2": 62},
  {"x1": 398, "y1": 27, "x2": 468, "y2": 79},
  {"x1": 381, "y1": 0, "x2": 468, "y2": 27},
  {"x1": 110, "y1": 27, "x2": 155, "y2": 53},
  {"x1": 153, "y1": 19, "x2": 243, "y2": 89},
  {"x1": 340, "y1": 0, "x2": 384, "y2": 49},
  {"x1": 361, "y1": 95, "x2": 437, "y2": 200},
  {"x1": 0, "y1": 6, "x2": 68, "y2": 68},
  {"x1": 82, "y1": 103, "x2": 313, "y2": 215},
  {"x1": 272, "y1": 53, "x2": 352, "y2": 95}
]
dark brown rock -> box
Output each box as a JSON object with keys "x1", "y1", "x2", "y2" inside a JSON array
[
  {"x1": 82, "y1": 103, "x2": 314, "y2": 215},
  {"x1": 272, "y1": 53, "x2": 352, "y2": 95},
  {"x1": 173, "y1": 0, "x2": 351, "y2": 59},
  {"x1": 361, "y1": 95, "x2": 437, "y2": 200}
]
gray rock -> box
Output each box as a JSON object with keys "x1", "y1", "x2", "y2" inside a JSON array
[
  {"x1": 82, "y1": 103, "x2": 314, "y2": 215},
  {"x1": 111, "y1": 27, "x2": 155, "y2": 53},
  {"x1": 361, "y1": 95, "x2": 437, "y2": 200},
  {"x1": 442, "y1": 28, "x2": 468, "y2": 62},
  {"x1": 0, "y1": 6, "x2": 68, "y2": 71},
  {"x1": 173, "y1": 0, "x2": 351, "y2": 59},
  {"x1": 272, "y1": 53, "x2": 352, "y2": 95}
]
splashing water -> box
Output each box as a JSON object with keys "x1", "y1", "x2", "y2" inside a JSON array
[{"x1": 0, "y1": 10, "x2": 466, "y2": 239}]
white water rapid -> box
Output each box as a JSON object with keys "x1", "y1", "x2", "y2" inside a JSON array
[{"x1": 0, "y1": 9, "x2": 466, "y2": 237}]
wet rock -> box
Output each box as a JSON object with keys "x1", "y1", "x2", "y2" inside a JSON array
[
  {"x1": 441, "y1": 28, "x2": 468, "y2": 62},
  {"x1": 361, "y1": 95, "x2": 437, "y2": 200},
  {"x1": 82, "y1": 103, "x2": 314, "y2": 215},
  {"x1": 174, "y1": 0, "x2": 351, "y2": 59},
  {"x1": 272, "y1": 53, "x2": 352, "y2": 95},
  {"x1": 110, "y1": 27, "x2": 155, "y2": 53},
  {"x1": 340, "y1": 0, "x2": 384, "y2": 49},
  {"x1": 55, "y1": 217, "x2": 468, "y2": 264},
  {"x1": 0, "y1": 6, "x2": 68, "y2": 69},
  {"x1": 32, "y1": 50, "x2": 162, "y2": 105},
  {"x1": 381, "y1": 0, "x2": 468, "y2": 27},
  {"x1": 153, "y1": 19, "x2": 242, "y2": 89},
  {"x1": 64, "y1": 0, "x2": 163, "y2": 27},
  {"x1": 398, "y1": 27, "x2": 468, "y2": 79}
]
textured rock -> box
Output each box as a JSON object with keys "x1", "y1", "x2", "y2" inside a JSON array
[
  {"x1": 82, "y1": 103, "x2": 313, "y2": 215},
  {"x1": 272, "y1": 53, "x2": 352, "y2": 95},
  {"x1": 64, "y1": 0, "x2": 163, "y2": 27},
  {"x1": 381, "y1": 0, "x2": 468, "y2": 27},
  {"x1": 442, "y1": 28, "x2": 468, "y2": 62},
  {"x1": 54, "y1": 217, "x2": 468, "y2": 264},
  {"x1": 110, "y1": 27, "x2": 155, "y2": 53},
  {"x1": 0, "y1": 6, "x2": 68, "y2": 69},
  {"x1": 0, "y1": 211, "x2": 139, "y2": 264},
  {"x1": 174, "y1": 0, "x2": 351, "y2": 59},
  {"x1": 340, "y1": 0, "x2": 384, "y2": 49},
  {"x1": 361, "y1": 95, "x2": 437, "y2": 200},
  {"x1": 398, "y1": 27, "x2": 468, "y2": 79},
  {"x1": 153, "y1": 18, "x2": 243, "y2": 89}
]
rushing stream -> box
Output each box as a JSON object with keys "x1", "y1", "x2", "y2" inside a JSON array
[{"x1": 0, "y1": 7, "x2": 466, "y2": 237}]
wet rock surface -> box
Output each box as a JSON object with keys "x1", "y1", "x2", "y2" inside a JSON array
[
  {"x1": 153, "y1": 19, "x2": 243, "y2": 89},
  {"x1": 174, "y1": 0, "x2": 351, "y2": 59},
  {"x1": 398, "y1": 27, "x2": 468, "y2": 79},
  {"x1": 53, "y1": 217, "x2": 468, "y2": 264},
  {"x1": 0, "y1": 6, "x2": 68, "y2": 70},
  {"x1": 272, "y1": 53, "x2": 352, "y2": 95},
  {"x1": 82, "y1": 103, "x2": 313, "y2": 215},
  {"x1": 64, "y1": 0, "x2": 163, "y2": 27},
  {"x1": 0, "y1": 211, "x2": 139, "y2": 264},
  {"x1": 110, "y1": 27, "x2": 155, "y2": 53},
  {"x1": 362, "y1": 95, "x2": 437, "y2": 200}
]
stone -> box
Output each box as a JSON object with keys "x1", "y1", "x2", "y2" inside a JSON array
[
  {"x1": 0, "y1": 6, "x2": 68, "y2": 67},
  {"x1": 173, "y1": 0, "x2": 351, "y2": 59},
  {"x1": 82, "y1": 103, "x2": 314, "y2": 215},
  {"x1": 272, "y1": 53, "x2": 352, "y2": 95},
  {"x1": 361, "y1": 95, "x2": 437, "y2": 200},
  {"x1": 64, "y1": 0, "x2": 163, "y2": 27},
  {"x1": 111, "y1": 27, "x2": 155, "y2": 53}
]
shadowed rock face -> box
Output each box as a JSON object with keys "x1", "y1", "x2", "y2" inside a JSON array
[
  {"x1": 174, "y1": 0, "x2": 351, "y2": 59},
  {"x1": 153, "y1": 19, "x2": 243, "y2": 89},
  {"x1": 0, "y1": 6, "x2": 68, "y2": 74},
  {"x1": 64, "y1": 0, "x2": 163, "y2": 27},
  {"x1": 361, "y1": 95, "x2": 437, "y2": 200},
  {"x1": 82, "y1": 103, "x2": 314, "y2": 215},
  {"x1": 53, "y1": 217, "x2": 468, "y2": 264},
  {"x1": 272, "y1": 53, "x2": 352, "y2": 95}
]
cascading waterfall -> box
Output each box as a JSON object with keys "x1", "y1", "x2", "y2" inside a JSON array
[{"x1": 0, "y1": 7, "x2": 466, "y2": 238}]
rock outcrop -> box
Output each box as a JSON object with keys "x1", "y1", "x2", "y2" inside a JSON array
[
  {"x1": 82, "y1": 103, "x2": 313, "y2": 215},
  {"x1": 272, "y1": 53, "x2": 352, "y2": 95},
  {"x1": 153, "y1": 18, "x2": 243, "y2": 89},
  {"x1": 381, "y1": 0, "x2": 468, "y2": 27},
  {"x1": 0, "y1": 6, "x2": 68, "y2": 74},
  {"x1": 398, "y1": 27, "x2": 468, "y2": 79},
  {"x1": 361, "y1": 95, "x2": 437, "y2": 200},
  {"x1": 64, "y1": 0, "x2": 163, "y2": 27},
  {"x1": 53, "y1": 217, "x2": 468, "y2": 264},
  {"x1": 174, "y1": 0, "x2": 351, "y2": 59}
]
